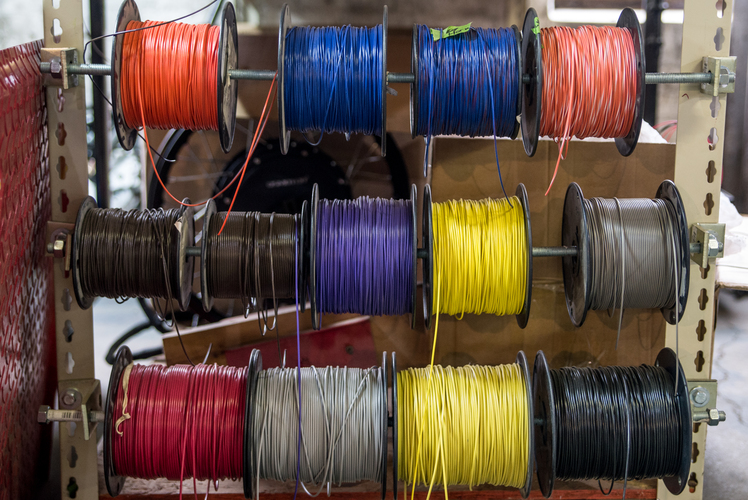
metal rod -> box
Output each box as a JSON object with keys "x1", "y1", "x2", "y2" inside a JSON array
[
  {"x1": 228, "y1": 69, "x2": 277, "y2": 81},
  {"x1": 186, "y1": 246, "x2": 202, "y2": 257},
  {"x1": 645, "y1": 72, "x2": 733, "y2": 84},
  {"x1": 387, "y1": 72, "x2": 415, "y2": 84},
  {"x1": 532, "y1": 246, "x2": 578, "y2": 257}
]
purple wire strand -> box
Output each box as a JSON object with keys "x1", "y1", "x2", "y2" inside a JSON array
[{"x1": 317, "y1": 197, "x2": 413, "y2": 316}]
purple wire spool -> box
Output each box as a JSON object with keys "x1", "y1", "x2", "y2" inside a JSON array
[{"x1": 312, "y1": 186, "x2": 416, "y2": 328}]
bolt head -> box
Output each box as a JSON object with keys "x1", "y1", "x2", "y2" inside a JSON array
[
  {"x1": 690, "y1": 386, "x2": 710, "y2": 407},
  {"x1": 38, "y1": 405, "x2": 51, "y2": 424},
  {"x1": 61, "y1": 389, "x2": 80, "y2": 408}
]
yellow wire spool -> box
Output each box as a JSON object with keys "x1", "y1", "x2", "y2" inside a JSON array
[
  {"x1": 430, "y1": 189, "x2": 530, "y2": 323},
  {"x1": 397, "y1": 355, "x2": 533, "y2": 498}
]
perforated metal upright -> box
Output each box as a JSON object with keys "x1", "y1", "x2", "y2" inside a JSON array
[
  {"x1": 43, "y1": 1, "x2": 100, "y2": 499},
  {"x1": 660, "y1": 1, "x2": 732, "y2": 498}
]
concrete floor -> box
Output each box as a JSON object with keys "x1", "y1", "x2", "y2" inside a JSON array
[{"x1": 89, "y1": 293, "x2": 748, "y2": 498}]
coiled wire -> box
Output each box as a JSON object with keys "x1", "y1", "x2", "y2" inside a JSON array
[
  {"x1": 398, "y1": 364, "x2": 529, "y2": 491},
  {"x1": 316, "y1": 197, "x2": 413, "y2": 316},
  {"x1": 284, "y1": 25, "x2": 383, "y2": 139},
  {"x1": 205, "y1": 211, "x2": 298, "y2": 317},
  {"x1": 432, "y1": 197, "x2": 527, "y2": 318},
  {"x1": 78, "y1": 207, "x2": 183, "y2": 301},
  {"x1": 550, "y1": 364, "x2": 683, "y2": 495},
  {"x1": 253, "y1": 366, "x2": 385, "y2": 495}
]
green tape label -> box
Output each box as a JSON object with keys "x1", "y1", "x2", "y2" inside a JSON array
[
  {"x1": 431, "y1": 22, "x2": 472, "y2": 41},
  {"x1": 532, "y1": 17, "x2": 540, "y2": 35}
]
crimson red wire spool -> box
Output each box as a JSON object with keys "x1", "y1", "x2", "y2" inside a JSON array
[
  {"x1": 111, "y1": 0, "x2": 238, "y2": 153},
  {"x1": 103, "y1": 346, "x2": 263, "y2": 497},
  {"x1": 520, "y1": 8, "x2": 644, "y2": 169}
]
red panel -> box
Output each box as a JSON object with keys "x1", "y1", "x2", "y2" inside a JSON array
[
  {"x1": 225, "y1": 317, "x2": 379, "y2": 369},
  {"x1": 0, "y1": 40, "x2": 55, "y2": 500}
]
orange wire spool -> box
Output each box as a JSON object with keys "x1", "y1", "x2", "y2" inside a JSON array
[
  {"x1": 520, "y1": 8, "x2": 645, "y2": 190},
  {"x1": 110, "y1": 0, "x2": 238, "y2": 153}
]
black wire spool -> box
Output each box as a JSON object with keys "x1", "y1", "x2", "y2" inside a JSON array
[
  {"x1": 200, "y1": 199, "x2": 307, "y2": 317},
  {"x1": 561, "y1": 180, "x2": 689, "y2": 328},
  {"x1": 111, "y1": 0, "x2": 238, "y2": 152},
  {"x1": 277, "y1": 4, "x2": 389, "y2": 156},
  {"x1": 533, "y1": 347, "x2": 691, "y2": 498},
  {"x1": 420, "y1": 183, "x2": 533, "y2": 331},
  {"x1": 308, "y1": 183, "x2": 418, "y2": 330},
  {"x1": 71, "y1": 196, "x2": 195, "y2": 311},
  {"x1": 518, "y1": 7, "x2": 645, "y2": 158}
]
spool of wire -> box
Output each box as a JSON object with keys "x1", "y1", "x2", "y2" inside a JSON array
[
  {"x1": 111, "y1": 0, "x2": 238, "y2": 152},
  {"x1": 251, "y1": 360, "x2": 388, "y2": 497},
  {"x1": 397, "y1": 352, "x2": 533, "y2": 497},
  {"x1": 199, "y1": 199, "x2": 308, "y2": 321},
  {"x1": 71, "y1": 196, "x2": 194, "y2": 311},
  {"x1": 561, "y1": 180, "x2": 690, "y2": 328},
  {"x1": 278, "y1": 6, "x2": 388, "y2": 155},
  {"x1": 521, "y1": 9, "x2": 645, "y2": 173},
  {"x1": 420, "y1": 184, "x2": 533, "y2": 330},
  {"x1": 309, "y1": 184, "x2": 417, "y2": 330},
  {"x1": 532, "y1": 348, "x2": 692, "y2": 498},
  {"x1": 102, "y1": 346, "x2": 263, "y2": 497}
]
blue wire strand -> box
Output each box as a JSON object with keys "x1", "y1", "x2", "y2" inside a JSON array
[
  {"x1": 285, "y1": 25, "x2": 383, "y2": 141},
  {"x1": 415, "y1": 25, "x2": 519, "y2": 201}
]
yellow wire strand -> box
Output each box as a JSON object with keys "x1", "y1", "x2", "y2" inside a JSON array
[
  {"x1": 432, "y1": 196, "x2": 527, "y2": 318},
  {"x1": 398, "y1": 363, "x2": 529, "y2": 492}
]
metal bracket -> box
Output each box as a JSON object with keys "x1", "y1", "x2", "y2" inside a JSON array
[
  {"x1": 700, "y1": 56, "x2": 736, "y2": 96},
  {"x1": 688, "y1": 379, "x2": 726, "y2": 426},
  {"x1": 690, "y1": 223, "x2": 725, "y2": 269},
  {"x1": 41, "y1": 47, "x2": 79, "y2": 89},
  {"x1": 57, "y1": 379, "x2": 102, "y2": 441}
]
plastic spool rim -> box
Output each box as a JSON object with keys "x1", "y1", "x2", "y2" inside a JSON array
[
  {"x1": 309, "y1": 184, "x2": 320, "y2": 330},
  {"x1": 217, "y1": 1, "x2": 239, "y2": 153},
  {"x1": 520, "y1": 8, "x2": 542, "y2": 157},
  {"x1": 381, "y1": 6, "x2": 388, "y2": 156},
  {"x1": 380, "y1": 352, "x2": 389, "y2": 500},
  {"x1": 533, "y1": 350, "x2": 556, "y2": 498},
  {"x1": 655, "y1": 347, "x2": 692, "y2": 495},
  {"x1": 509, "y1": 25, "x2": 522, "y2": 140},
  {"x1": 71, "y1": 196, "x2": 99, "y2": 310},
  {"x1": 111, "y1": 0, "x2": 140, "y2": 151},
  {"x1": 200, "y1": 199, "x2": 217, "y2": 312},
  {"x1": 277, "y1": 4, "x2": 291, "y2": 154},
  {"x1": 299, "y1": 200, "x2": 309, "y2": 313},
  {"x1": 561, "y1": 182, "x2": 590, "y2": 327},
  {"x1": 243, "y1": 349, "x2": 262, "y2": 499},
  {"x1": 409, "y1": 24, "x2": 418, "y2": 139},
  {"x1": 391, "y1": 352, "x2": 399, "y2": 500},
  {"x1": 516, "y1": 351, "x2": 534, "y2": 498},
  {"x1": 656, "y1": 180, "x2": 690, "y2": 325},
  {"x1": 614, "y1": 7, "x2": 646, "y2": 157},
  {"x1": 176, "y1": 200, "x2": 195, "y2": 312},
  {"x1": 103, "y1": 345, "x2": 133, "y2": 497},
  {"x1": 421, "y1": 184, "x2": 434, "y2": 331},
  {"x1": 515, "y1": 184, "x2": 533, "y2": 328},
  {"x1": 410, "y1": 184, "x2": 418, "y2": 329}
]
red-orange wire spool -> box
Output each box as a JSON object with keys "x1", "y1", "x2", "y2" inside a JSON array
[
  {"x1": 122, "y1": 20, "x2": 220, "y2": 132},
  {"x1": 111, "y1": 363, "x2": 247, "y2": 493}
]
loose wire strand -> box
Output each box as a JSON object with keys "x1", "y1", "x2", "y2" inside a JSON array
[
  {"x1": 398, "y1": 364, "x2": 530, "y2": 492},
  {"x1": 540, "y1": 26, "x2": 637, "y2": 194},
  {"x1": 284, "y1": 25, "x2": 383, "y2": 140},
  {"x1": 431, "y1": 197, "x2": 527, "y2": 318}
]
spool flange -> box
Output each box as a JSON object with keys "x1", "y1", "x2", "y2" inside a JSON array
[
  {"x1": 309, "y1": 183, "x2": 320, "y2": 330},
  {"x1": 380, "y1": 352, "x2": 389, "y2": 500},
  {"x1": 656, "y1": 180, "x2": 690, "y2": 324},
  {"x1": 103, "y1": 345, "x2": 133, "y2": 497},
  {"x1": 520, "y1": 8, "x2": 542, "y2": 157},
  {"x1": 298, "y1": 199, "x2": 309, "y2": 313},
  {"x1": 561, "y1": 182, "x2": 591, "y2": 327},
  {"x1": 421, "y1": 184, "x2": 434, "y2": 331},
  {"x1": 533, "y1": 350, "x2": 556, "y2": 498},
  {"x1": 217, "y1": 1, "x2": 239, "y2": 153},
  {"x1": 200, "y1": 199, "x2": 217, "y2": 312},
  {"x1": 111, "y1": 0, "x2": 140, "y2": 151},
  {"x1": 71, "y1": 196, "x2": 99, "y2": 309},
  {"x1": 277, "y1": 4, "x2": 291, "y2": 154},
  {"x1": 615, "y1": 7, "x2": 646, "y2": 157},
  {"x1": 410, "y1": 185, "x2": 418, "y2": 329},
  {"x1": 391, "y1": 352, "x2": 399, "y2": 500},
  {"x1": 176, "y1": 201, "x2": 195, "y2": 312},
  {"x1": 243, "y1": 348, "x2": 263, "y2": 499},
  {"x1": 516, "y1": 184, "x2": 533, "y2": 328},
  {"x1": 510, "y1": 25, "x2": 522, "y2": 140},
  {"x1": 409, "y1": 24, "x2": 419, "y2": 139},
  {"x1": 655, "y1": 347, "x2": 692, "y2": 495},
  {"x1": 381, "y1": 6, "x2": 388, "y2": 156},
  {"x1": 517, "y1": 350, "x2": 535, "y2": 499}
]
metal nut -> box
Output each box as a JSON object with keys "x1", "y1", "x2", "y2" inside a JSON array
[
  {"x1": 707, "y1": 233, "x2": 720, "y2": 258},
  {"x1": 49, "y1": 57, "x2": 62, "y2": 76},
  {"x1": 707, "y1": 408, "x2": 726, "y2": 426},
  {"x1": 690, "y1": 386, "x2": 710, "y2": 407},
  {"x1": 53, "y1": 236, "x2": 66, "y2": 259},
  {"x1": 38, "y1": 405, "x2": 51, "y2": 424}
]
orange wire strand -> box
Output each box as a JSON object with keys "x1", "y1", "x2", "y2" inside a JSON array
[{"x1": 540, "y1": 26, "x2": 637, "y2": 195}]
